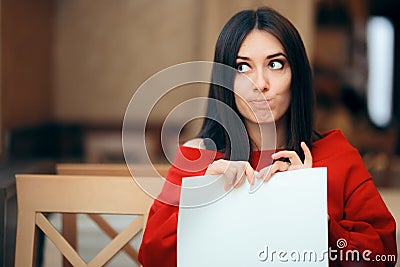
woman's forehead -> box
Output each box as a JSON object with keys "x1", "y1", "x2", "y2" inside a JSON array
[{"x1": 237, "y1": 30, "x2": 285, "y2": 58}]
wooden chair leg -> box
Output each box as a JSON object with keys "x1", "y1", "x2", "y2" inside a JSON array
[
  {"x1": 62, "y1": 213, "x2": 77, "y2": 267},
  {"x1": 15, "y1": 211, "x2": 36, "y2": 267}
]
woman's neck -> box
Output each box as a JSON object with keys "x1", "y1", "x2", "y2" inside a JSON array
[{"x1": 246, "y1": 115, "x2": 287, "y2": 151}]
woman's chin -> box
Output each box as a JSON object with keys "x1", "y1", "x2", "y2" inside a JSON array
[
  {"x1": 248, "y1": 117, "x2": 275, "y2": 125},
  {"x1": 256, "y1": 114, "x2": 275, "y2": 124}
]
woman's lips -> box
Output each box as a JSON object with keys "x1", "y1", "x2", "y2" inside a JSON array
[{"x1": 249, "y1": 99, "x2": 271, "y2": 108}]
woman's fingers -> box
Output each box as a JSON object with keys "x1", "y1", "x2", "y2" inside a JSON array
[
  {"x1": 232, "y1": 164, "x2": 246, "y2": 189},
  {"x1": 256, "y1": 142, "x2": 313, "y2": 183},
  {"x1": 301, "y1": 142, "x2": 312, "y2": 168},
  {"x1": 205, "y1": 159, "x2": 229, "y2": 175},
  {"x1": 206, "y1": 142, "x2": 312, "y2": 189},
  {"x1": 256, "y1": 166, "x2": 269, "y2": 179},
  {"x1": 271, "y1": 142, "x2": 313, "y2": 170},
  {"x1": 245, "y1": 162, "x2": 255, "y2": 184},
  {"x1": 232, "y1": 162, "x2": 254, "y2": 188},
  {"x1": 206, "y1": 160, "x2": 254, "y2": 191},
  {"x1": 272, "y1": 150, "x2": 302, "y2": 165},
  {"x1": 264, "y1": 161, "x2": 290, "y2": 183},
  {"x1": 225, "y1": 162, "x2": 248, "y2": 190}
]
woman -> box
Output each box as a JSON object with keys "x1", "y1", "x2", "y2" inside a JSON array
[{"x1": 139, "y1": 7, "x2": 397, "y2": 266}]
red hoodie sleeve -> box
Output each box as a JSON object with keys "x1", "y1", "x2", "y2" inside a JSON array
[
  {"x1": 138, "y1": 146, "x2": 222, "y2": 267},
  {"x1": 314, "y1": 134, "x2": 397, "y2": 267},
  {"x1": 328, "y1": 178, "x2": 397, "y2": 266}
]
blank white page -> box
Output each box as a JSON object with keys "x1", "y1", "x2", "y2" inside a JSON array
[{"x1": 178, "y1": 167, "x2": 328, "y2": 267}]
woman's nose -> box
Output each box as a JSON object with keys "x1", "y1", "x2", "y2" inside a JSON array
[{"x1": 254, "y1": 70, "x2": 268, "y2": 92}]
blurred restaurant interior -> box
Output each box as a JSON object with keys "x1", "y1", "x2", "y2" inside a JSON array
[{"x1": 1, "y1": 0, "x2": 400, "y2": 266}]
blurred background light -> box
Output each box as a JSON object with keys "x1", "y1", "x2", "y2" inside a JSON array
[{"x1": 367, "y1": 16, "x2": 395, "y2": 128}]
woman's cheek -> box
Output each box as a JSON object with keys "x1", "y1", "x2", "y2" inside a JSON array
[{"x1": 234, "y1": 74, "x2": 255, "y2": 98}]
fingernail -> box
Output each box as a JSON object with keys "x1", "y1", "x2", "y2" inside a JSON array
[{"x1": 271, "y1": 153, "x2": 276, "y2": 158}]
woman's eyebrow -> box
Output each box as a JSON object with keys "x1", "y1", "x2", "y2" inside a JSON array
[
  {"x1": 236, "y1": 52, "x2": 287, "y2": 60},
  {"x1": 266, "y1": 52, "x2": 287, "y2": 59},
  {"x1": 236, "y1": 55, "x2": 250, "y2": 60}
]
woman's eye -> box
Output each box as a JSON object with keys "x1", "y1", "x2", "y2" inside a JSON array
[
  {"x1": 269, "y1": 60, "x2": 283, "y2": 70},
  {"x1": 237, "y1": 64, "x2": 251, "y2": 73}
]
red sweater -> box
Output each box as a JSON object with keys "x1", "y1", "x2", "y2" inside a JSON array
[{"x1": 139, "y1": 130, "x2": 397, "y2": 266}]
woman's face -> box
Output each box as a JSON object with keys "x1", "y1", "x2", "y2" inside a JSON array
[{"x1": 234, "y1": 30, "x2": 292, "y2": 125}]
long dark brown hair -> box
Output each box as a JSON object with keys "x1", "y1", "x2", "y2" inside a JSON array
[{"x1": 198, "y1": 7, "x2": 314, "y2": 161}]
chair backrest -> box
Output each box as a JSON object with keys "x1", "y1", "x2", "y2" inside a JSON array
[
  {"x1": 53, "y1": 163, "x2": 170, "y2": 267},
  {"x1": 56, "y1": 163, "x2": 170, "y2": 177},
  {"x1": 14, "y1": 174, "x2": 158, "y2": 267}
]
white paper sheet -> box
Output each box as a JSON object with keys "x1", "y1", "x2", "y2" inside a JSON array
[{"x1": 178, "y1": 167, "x2": 328, "y2": 267}]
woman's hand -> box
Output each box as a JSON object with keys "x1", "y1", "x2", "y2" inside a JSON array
[
  {"x1": 205, "y1": 159, "x2": 255, "y2": 191},
  {"x1": 256, "y1": 142, "x2": 312, "y2": 183}
]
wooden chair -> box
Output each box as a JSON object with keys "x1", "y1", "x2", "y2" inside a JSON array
[
  {"x1": 56, "y1": 163, "x2": 169, "y2": 267},
  {"x1": 56, "y1": 163, "x2": 170, "y2": 177},
  {"x1": 14, "y1": 173, "x2": 162, "y2": 267}
]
